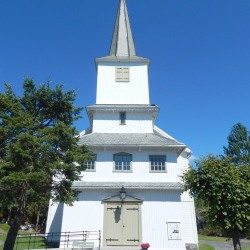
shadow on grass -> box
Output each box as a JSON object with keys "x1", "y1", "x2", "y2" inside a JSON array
[{"x1": 14, "y1": 236, "x2": 50, "y2": 249}]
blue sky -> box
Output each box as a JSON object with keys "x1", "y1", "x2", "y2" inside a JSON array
[{"x1": 1, "y1": 0, "x2": 250, "y2": 162}]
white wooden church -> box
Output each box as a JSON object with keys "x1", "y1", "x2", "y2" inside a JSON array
[{"x1": 46, "y1": 0, "x2": 198, "y2": 249}]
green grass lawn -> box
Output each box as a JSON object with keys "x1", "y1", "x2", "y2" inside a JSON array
[
  {"x1": 199, "y1": 234, "x2": 250, "y2": 250},
  {"x1": 0, "y1": 224, "x2": 8, "y2": 249},
  {"x1": 13, "y1": 236, "x2": 48, "y2": 249},
  {"x1": 1, "y1": 228, "x2": 249, "y2": 250},
  {"x1": 0, "y1": 224, "x2": 49, "y2": 249},
  {"x1": 198, "y1": 234, "x2": 231, "y2": 242},
  {"x1": 0, "y1": 236, "x2": 48, "y2": 250},
  {"x1": 199, "y1": 242, "x2": 250, "y2": 250},
  {"x1": 199, "y1": 243, "x2": 215, "y2": 250}
]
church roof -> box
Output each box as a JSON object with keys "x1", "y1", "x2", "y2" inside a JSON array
[
  {"x1": 72, "y1": 181, "x2": 183, "y2": 191},
  {"x1": 86, "y1": 104, "x2": 159, "y2": 123},
  {"x1": 96, "y1": 0, "x2": 149, "y2": 63},
  {"x1": 86, "y1": 104, "x2": 159, "y2": 111},
  {"x1": 78, "y1": 133, "x2": 186, "y2": 153},
  {"x1": 110, "y1": 0, "x2": 136, "y2": 57}
]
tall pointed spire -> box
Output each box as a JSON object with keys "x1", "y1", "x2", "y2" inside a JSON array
[{"x1": 109, "y1": 0, "x2": 136, "y2": 57}]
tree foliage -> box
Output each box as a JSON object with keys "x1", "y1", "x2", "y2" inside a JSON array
[
  {"x1": 182, "y1": 123, "x2": 250, "y2": 250},
  {"x1": 0, "y1": 79, "x2": 92, "y2": 250},
  {"x1": 223, "y1": 123, "x2": 250, "y2": 165}
]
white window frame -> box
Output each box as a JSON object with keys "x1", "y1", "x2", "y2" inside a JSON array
[
  {"x1": 84, "y1": 154, "x2": 96, "y2": 172},
  {"x1": 149, "y1": 155, "x2": 167, "y2": 172},
  {"x1": 115, "y1": 67, "x2": 130, "y2": 82},
  {"x1": 113, "y1": 152, "x2": 132, "y2": 172}
]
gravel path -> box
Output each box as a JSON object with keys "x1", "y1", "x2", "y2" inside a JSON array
[
  {"x1": 200, "y1": 240, "x2": 233, "y2": 249},
  {"x1": 200, "y1": 239, "x2": 250, "y2": 250}
]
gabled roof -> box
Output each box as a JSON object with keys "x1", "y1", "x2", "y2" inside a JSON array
[{"x1": 102, "y1": 194, "x2": 143, "y2": 203}]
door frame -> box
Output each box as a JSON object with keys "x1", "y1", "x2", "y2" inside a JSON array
[{"x1": 102, "y1": 194, "x2": 143, "y2": 246}]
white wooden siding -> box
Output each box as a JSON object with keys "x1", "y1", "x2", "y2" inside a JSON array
[
  {"x1": 96, "y1": 63, "x2": 150, "y2": 104},
  {"x1": 45, "y1": 201, "x2": 64, "y2": 235},
  {"x1": 181, "y1": 201, "x2": 198, "y2": 245},
  {"x1": 82, "y1": 150, "x2": 182, "y2": 182},
  {"x1": 61, "y1": 191, "x2": 104, "y2": 232},
  {"x1": 92, "y1": 112, "x2": 153, "y2": 133},
  {"x1": 56, "y1": 190, "x2": 196, "y2": 250},
  {"x1": 181, "y1": 192, "x2": 198, "y2": 244},
  {"x1": 140, "y1": 191, "x2": 185, "y2": 250}
]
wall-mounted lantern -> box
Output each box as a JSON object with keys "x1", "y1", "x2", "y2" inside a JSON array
[{"x1": 119, "y1": 186, "x2": 126, "y2": 201}]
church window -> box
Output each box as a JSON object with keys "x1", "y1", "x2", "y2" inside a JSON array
[
  {"x1": 113, "y1": 152, "x2": 132, "y2": 172},
  {"x1": 115, "y1": 67, "x2": 130, "y2": 82},
  {"x1": 149, "y1": 155, "x2": 166, "y2": 172},
  {"x1": 120, "y1": 112, "x2": 126, "y2": 125},
  {"x1": 84, "y1": 154, "x2": 96, "y2": 171}
]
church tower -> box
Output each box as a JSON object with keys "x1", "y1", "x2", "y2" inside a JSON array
[
  {"x1": 46, "y1": 1, "x2": 198, "y2": 249},
  {"x1": 95, "y1": 0, "x2": 150, "y2": 105},
  {"x1": 87, "y1": 0, "x2": 158, "y2": 135}
]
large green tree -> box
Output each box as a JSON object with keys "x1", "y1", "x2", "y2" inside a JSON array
[
  {"x1": 182, "y1": 123, "x2": 250, "y2": 250},
  {"x1": 223, "y1": 122, "x2": 250, "y2": 165},
  {"x1": 0, "y1": 79, "x2": 92, "y2": 250}
]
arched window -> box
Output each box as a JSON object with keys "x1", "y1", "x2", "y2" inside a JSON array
[{"x1": 113, "y1": 152, "x2": 132, "y2": 172}]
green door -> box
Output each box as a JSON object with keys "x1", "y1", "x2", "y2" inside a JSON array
[
  {"x1": 104, "y1": 203, "x2": 140, "y2": 246},
  {"x1": 123, "y1": 204, "x2": 140, "y2": 246}
]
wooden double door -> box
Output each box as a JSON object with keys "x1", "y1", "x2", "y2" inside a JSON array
[{"x1": 104, "y1": 203, "x2": 141, "y2": 246}]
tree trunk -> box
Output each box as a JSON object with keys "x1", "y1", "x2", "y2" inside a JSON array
[
  {"x1": 3, "y1": 218, "x2": 23, "y2": 250},
  {"x1": 6, "y1": 207, "x2": 12, "y2": 225},
  {"x1": 40, "y1": 216, "x2": 47, "y2": 233},
  {"x1": 35, "y1": 211, "x2": 40, "y2": 231},
  {"x1": 232, "y1": 231, "x2": 241, "y2": 250},
  {"x1": 3, "y1": 186, "x2": 27, "y2": 250}
]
